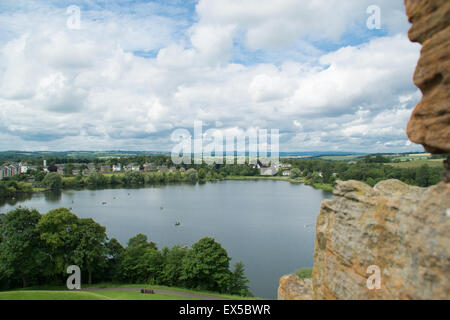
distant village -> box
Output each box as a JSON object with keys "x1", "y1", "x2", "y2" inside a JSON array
[{"x1": 0, "y1": 158, "x2": 292, "y2": 180}]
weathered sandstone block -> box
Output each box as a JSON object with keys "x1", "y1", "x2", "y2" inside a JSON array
[
  {"x1": 278, "y1": 274, "x2": 313, "y2": 300},
  {"x1": 405, "y1": 0, "x2": 450, "y2": 153},
  {"x1": 312, "y1": 180, "x2": 449, "y2": 299}
]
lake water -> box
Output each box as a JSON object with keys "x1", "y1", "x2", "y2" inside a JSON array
[{"x1": 0, "y1": 180, "x2": 332, "y2": 299}]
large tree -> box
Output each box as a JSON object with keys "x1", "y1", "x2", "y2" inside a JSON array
[
  {"x1": 160, "y1": 245, "x2": 189, "y2": 287},
  {"x1": 72, "y1": 218, "x2": 108, "y2": 285},
  {"x1": 0, "y1": 208, "x2": 46, "y2": 287},
  {"x1": 118, "y1": 234, "x2": 161, "y2": 283},
  {"x1": 38, "y1": 208, "x2": 108, "y2": 285},
  {"x1": 180, "y1": 237, "x2": 231, "y2": 293},
  {"x1": 37, "y1": 208, "x2": 80, "y2": 278},
  {"x1": 42, "y1": 172, "x2": 63, "y2": 189}
]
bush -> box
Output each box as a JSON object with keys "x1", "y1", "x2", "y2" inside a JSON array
[
  {"x1": 295, "y1": 267, "x2": 312, "y2": 279},
  {"x1": 42, "y1": 173, "x2": 62, "y2": 190}
]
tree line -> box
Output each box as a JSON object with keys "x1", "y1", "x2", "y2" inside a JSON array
[
  {"x1": 286, "y1": 158, "x2": 442, "y2": 187},
  {"x1": 0, "y1": 207, "x2": 252, "y2": 296}
]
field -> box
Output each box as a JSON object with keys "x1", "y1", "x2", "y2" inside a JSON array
[
  {"x1": 313, "y1": 153, "x2": 445, "y2": 169},
  {"x1": 385, "y1": 159, "x2": 444, "y2": 168},
  {"x1": 316, "y1": 155, "x2": 364, "y2": 161}
]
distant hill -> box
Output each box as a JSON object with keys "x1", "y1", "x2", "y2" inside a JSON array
[
  {"x1": 0, "y1": 150, "x2": 431, "y2": 161},
  {"x1": 0, "y1": 150, "x2": 168, "y2": 161}
]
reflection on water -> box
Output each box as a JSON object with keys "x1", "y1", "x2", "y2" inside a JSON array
[
  {"x1": 44, "y1": 190, "x2": 62, "y2": 202},
  {"x1": 0, "y1": 180, "x2": 332, "y2": 299},
  {"x1": 0, "y1": 193, "x2": 33, "y2": 207}
]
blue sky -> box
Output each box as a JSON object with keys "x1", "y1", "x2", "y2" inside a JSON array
[{"x1": 0, "y1": 0, "x2": 423, "y2": 152}]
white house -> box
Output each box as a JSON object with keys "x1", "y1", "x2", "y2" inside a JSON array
[
  {"x1": 19, "y1": 163, "x2": 29, "y2": 174},
  {"x1": 112, "y1": 164, "x2": 122, "y2": 172}
]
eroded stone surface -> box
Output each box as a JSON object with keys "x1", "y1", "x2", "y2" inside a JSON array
[
  {"x1": 311, "y1": 180, "x2": 449, "y2": 300},
  {"x1": 278, "y1": 274, "x2": 313, "y2": 300}
]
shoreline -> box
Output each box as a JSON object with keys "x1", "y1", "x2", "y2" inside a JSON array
[{"x1": 1, "y1": 175, "x2": 334, "y2": 203}]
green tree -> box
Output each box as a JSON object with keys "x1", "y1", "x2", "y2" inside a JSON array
[
  {"x1": 0, "y1": 208, "x2": 46, "y2": 287},
  {"x1": 42, "y1": 172, "x2": 63, "y2": 189},
  {"x1": 127, "y1": 233, "x2": 156, "y2": 249},
  {"x1": 160, "y1": 246, "x2": 189, "y2": 286},
  {"x1": 34, "y1": 171, "x2": 46, "y2": 182},
  {"x1": 37, "y1": 208, "x2": 80, "y2": 277},
  {"x1": 185, "y1": 170, "x2": 198, "y2": 184},
  {"x1": 321, "y1": 165, "x2": 332, "y2": 184},
  {"x1": 290, "y1": 168, "x2": 302, "y2": 179},
  {"x1": 105, "y1": 238, "x2": 124, "y2": 281},
  {"x1": 87, "y1": 172, "x2": 107, "y2": 186},
  {"x1": 118, "y1": 234, "x2": 161, "y2": 283},
  {"x1": 229, "y1": 261, "x2": 252, "y2": 297},
  {"x1": 198, "y1": 168, "x2": 207, "y2": 181},
  {"x1": 63, "y1": 164, "x2": 75, "y2": 177},
  {"x1": 72, "y1": 218, "x2": 107, "y2": 284},
  {"x1": 416, "y1": 164, "x2": 429, "y2": 187},
  {"x1": 180, "y1": 237, "x2": 231, "y2": 293}
]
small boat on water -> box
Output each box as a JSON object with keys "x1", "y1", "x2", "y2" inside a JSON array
[
  {"x1": 102, "y1": 202, "x2": 107, "y2": 205},
  {"x1": 160, "y1": 206, "x2": 164, "y2": 210},
  {"x1": 175, "y1": 221, "x2": 181, "y2": 226}
]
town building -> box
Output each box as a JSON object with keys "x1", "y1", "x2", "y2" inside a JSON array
[
  {"x1": 19, "y1": 163, "x2": 29, "y2": 174},
  {"x1": 143, "y1": 163, "x2": 156, "y2": 171},
  {"x1": 100, "y1": 165, "x2": 111, "y2": 173}
]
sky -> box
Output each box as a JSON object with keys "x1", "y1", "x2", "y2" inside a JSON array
[{"x1": 0, "y1": 0, "x2": 424, "y2": 153}]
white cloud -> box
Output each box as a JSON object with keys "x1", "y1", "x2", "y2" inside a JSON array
[
  {"x1": 195, "y1": 0, "x2": 411, "y2": 50},
  {"x1": 0, "y1": 0, "x2": 423, "y2": 153}
]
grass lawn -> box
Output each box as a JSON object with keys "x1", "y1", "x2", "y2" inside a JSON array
[
  {"x1": 83, "y1": 283, "x2": 257, "y2": 300},
  {"x1": 0, "y1": 283, "x2": 258, "y2": 300},
  {"x1": 0, "y1": 290, "x2": 210, "y2": 300},
  {"x1": 89, "y1": 290, "x2": 196, "y2": 300},
  {"x1": 0, "y1": 290, "x2": 110, "y2": 300}
]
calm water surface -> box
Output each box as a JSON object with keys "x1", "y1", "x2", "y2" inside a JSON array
[{"x1": 0, "y1": 180, "x2": 332, "y2": 299}]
